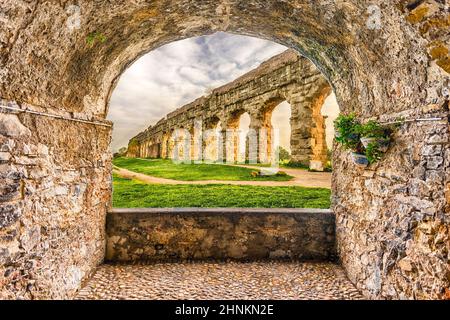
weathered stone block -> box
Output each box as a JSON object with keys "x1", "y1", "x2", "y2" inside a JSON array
[
  {"x1": 0, "y1": 178, "x2": 21, "y2": 202},
  {"x1": 0, "y1": 114, "x2": 31, "y2": 138},
  {"x1": 426, "y1": 156, "x2": 444, "y2": 169},
  {"x1": 0, "y1": 139, "x2": 15, "y2": 152},
  {"x1": 310, "y1": 160, "x2": 324, "y2": 171},
  {"x1": 19, "y1": 226, "x2": 41, "y2": 252},
  {"x1": 422, "y1": 144, "x2": 442, "y2": 156}
]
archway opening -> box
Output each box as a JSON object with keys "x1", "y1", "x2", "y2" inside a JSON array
[
  {"x1": 271, "y1": 101, "x2": 292, "y2": 156},
  {"x1": 237, "y1": 112, "x2": 250, "y2": 163},
  {"x1": 107, "y1": 32, "x2": 335, "y2": 215},
  {"x1": 204, "y1": 118, "x2": 222, "y2": 163}
]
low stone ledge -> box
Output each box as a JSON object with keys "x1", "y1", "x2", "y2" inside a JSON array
[{"x1": 106, "y1": 208, "x2": 336, "y2": 262}]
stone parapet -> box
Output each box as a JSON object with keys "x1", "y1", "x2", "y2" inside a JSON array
[{"x1": 106, "y1": 208, "x2": 336, "y2": 262}]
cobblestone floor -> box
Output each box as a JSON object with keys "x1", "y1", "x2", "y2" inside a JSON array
[{"x1": 76, "y1": 261, "x2": 364, "y2": 300}]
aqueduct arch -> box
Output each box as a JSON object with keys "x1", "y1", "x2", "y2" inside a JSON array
[{"x1": 0, "y1": 1, "x2": 449, "y2": 300}]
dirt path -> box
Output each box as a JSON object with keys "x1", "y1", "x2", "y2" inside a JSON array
[
  {"x1": 113, "y1": 166, "x2": 331, "y2": 188},
  {"x1": 232, "y1": 164, "x2": 332, "y2": 188}
]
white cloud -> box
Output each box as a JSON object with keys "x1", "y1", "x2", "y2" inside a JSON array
[{"x1": 107, "y1": 32, "x2": 287, "y2": 151}]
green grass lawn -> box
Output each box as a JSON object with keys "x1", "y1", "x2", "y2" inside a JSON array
[
  {"x1": 112, "y1": 175, "x2": 331, "y2": 208},
  {"x1": 113, "y1": 157, "x2": 293, "y2": 181}
]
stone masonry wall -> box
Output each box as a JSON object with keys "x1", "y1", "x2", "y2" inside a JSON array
[
  {"x1": 0, "y1": 100, "x2": 112, "y2": 299},
  {"x1": 128, "y1": 50, "x2": 331, "y2": 169},
  {"x1": 334, "y1": 101, "x2": 450, "y2": 300},
  {"x1": 106, "y1": 208, "x2": 336, "y2": 262}
]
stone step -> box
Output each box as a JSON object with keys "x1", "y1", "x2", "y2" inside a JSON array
[{"x1": 106, "y1": 208, "x2": 336, "y2": 262}]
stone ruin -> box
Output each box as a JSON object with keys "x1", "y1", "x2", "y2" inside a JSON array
[{"x1": 127, "y1": 50, "x2": 331, "y2": 170}]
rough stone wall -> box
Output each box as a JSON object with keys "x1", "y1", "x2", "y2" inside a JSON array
[
  {"x1": 0, "y1": 0, "x2": 449, "y2": 300},
  {"x1": 128, "y1": 50, "x2": 330, "y2": 167},
  {"x1": 334, "y1": 105, "x2": 449, "y2": 299},
  {"x1": 106, "y1": 208, "x2": 336, "y2": 262},
  {"x1": 0, "y1": 101, "x2": 112, "y2": 299}
]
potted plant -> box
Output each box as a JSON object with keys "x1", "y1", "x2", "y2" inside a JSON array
[
  {"x1": 334, "y1": 114, "x2": 396, "y2": 167},
  {"x1": 334, "y1": 114, "x2": 369, "y2": 167}
]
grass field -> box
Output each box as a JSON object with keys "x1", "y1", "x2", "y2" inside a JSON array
[
  {"x1": 113, "y1": 157, "x2": 293, "y2": 181},
  {"x1": 112, "y1": 174, "x2": 331, "y2": 208}
]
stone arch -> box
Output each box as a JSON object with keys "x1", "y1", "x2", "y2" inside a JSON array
[
  {"x1": 237, "y1": 112, "x2": 251, "y2": 163},
  {"x1": 171, "y1": 126, "x2": 191, "y2": 162},
  {"x1": 321, "y1": 93, "x2": 341, "y2": 152},
  {"x1": 304, "y1": 83, "x2": 333, "y2": 170},
  {"x1": 0, "y1": 1, "x2": 448, "y2": 300}
]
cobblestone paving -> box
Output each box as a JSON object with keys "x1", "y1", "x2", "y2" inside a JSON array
[{"x1": 76, "y1": 261, "x2": 364, "y2": 300}]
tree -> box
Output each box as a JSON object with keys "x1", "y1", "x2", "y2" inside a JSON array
[{"x1": 276, "y1": 146, "x2": 291, "y2": 162}]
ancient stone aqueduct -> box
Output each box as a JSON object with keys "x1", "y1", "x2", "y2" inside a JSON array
[
  {"x1": 127, "y1": 50, "x2": 331, "y2": 169},
  {"x1": 0, "y1": 1, "x2": 449, "y2": 300}
]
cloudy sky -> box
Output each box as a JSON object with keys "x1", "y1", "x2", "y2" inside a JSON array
[{"x1": 108, "y1": 32, "x2": 338, "y2": 152}]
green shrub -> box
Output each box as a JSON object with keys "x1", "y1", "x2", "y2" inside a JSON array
[
  {"x1": 334, "y1": 115, "x2": 396, "y2": 166},
  {"x1": 283, "y1": 161, "x2": 310, "y2": 170}
]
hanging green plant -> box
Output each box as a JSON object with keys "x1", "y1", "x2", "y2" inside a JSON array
[
  {"x1": 334, "y1": 113, "x2": 362, "y2": 151},
  {"x1": 334, "y1": 114, "x2": 395, "y2": 167}
]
